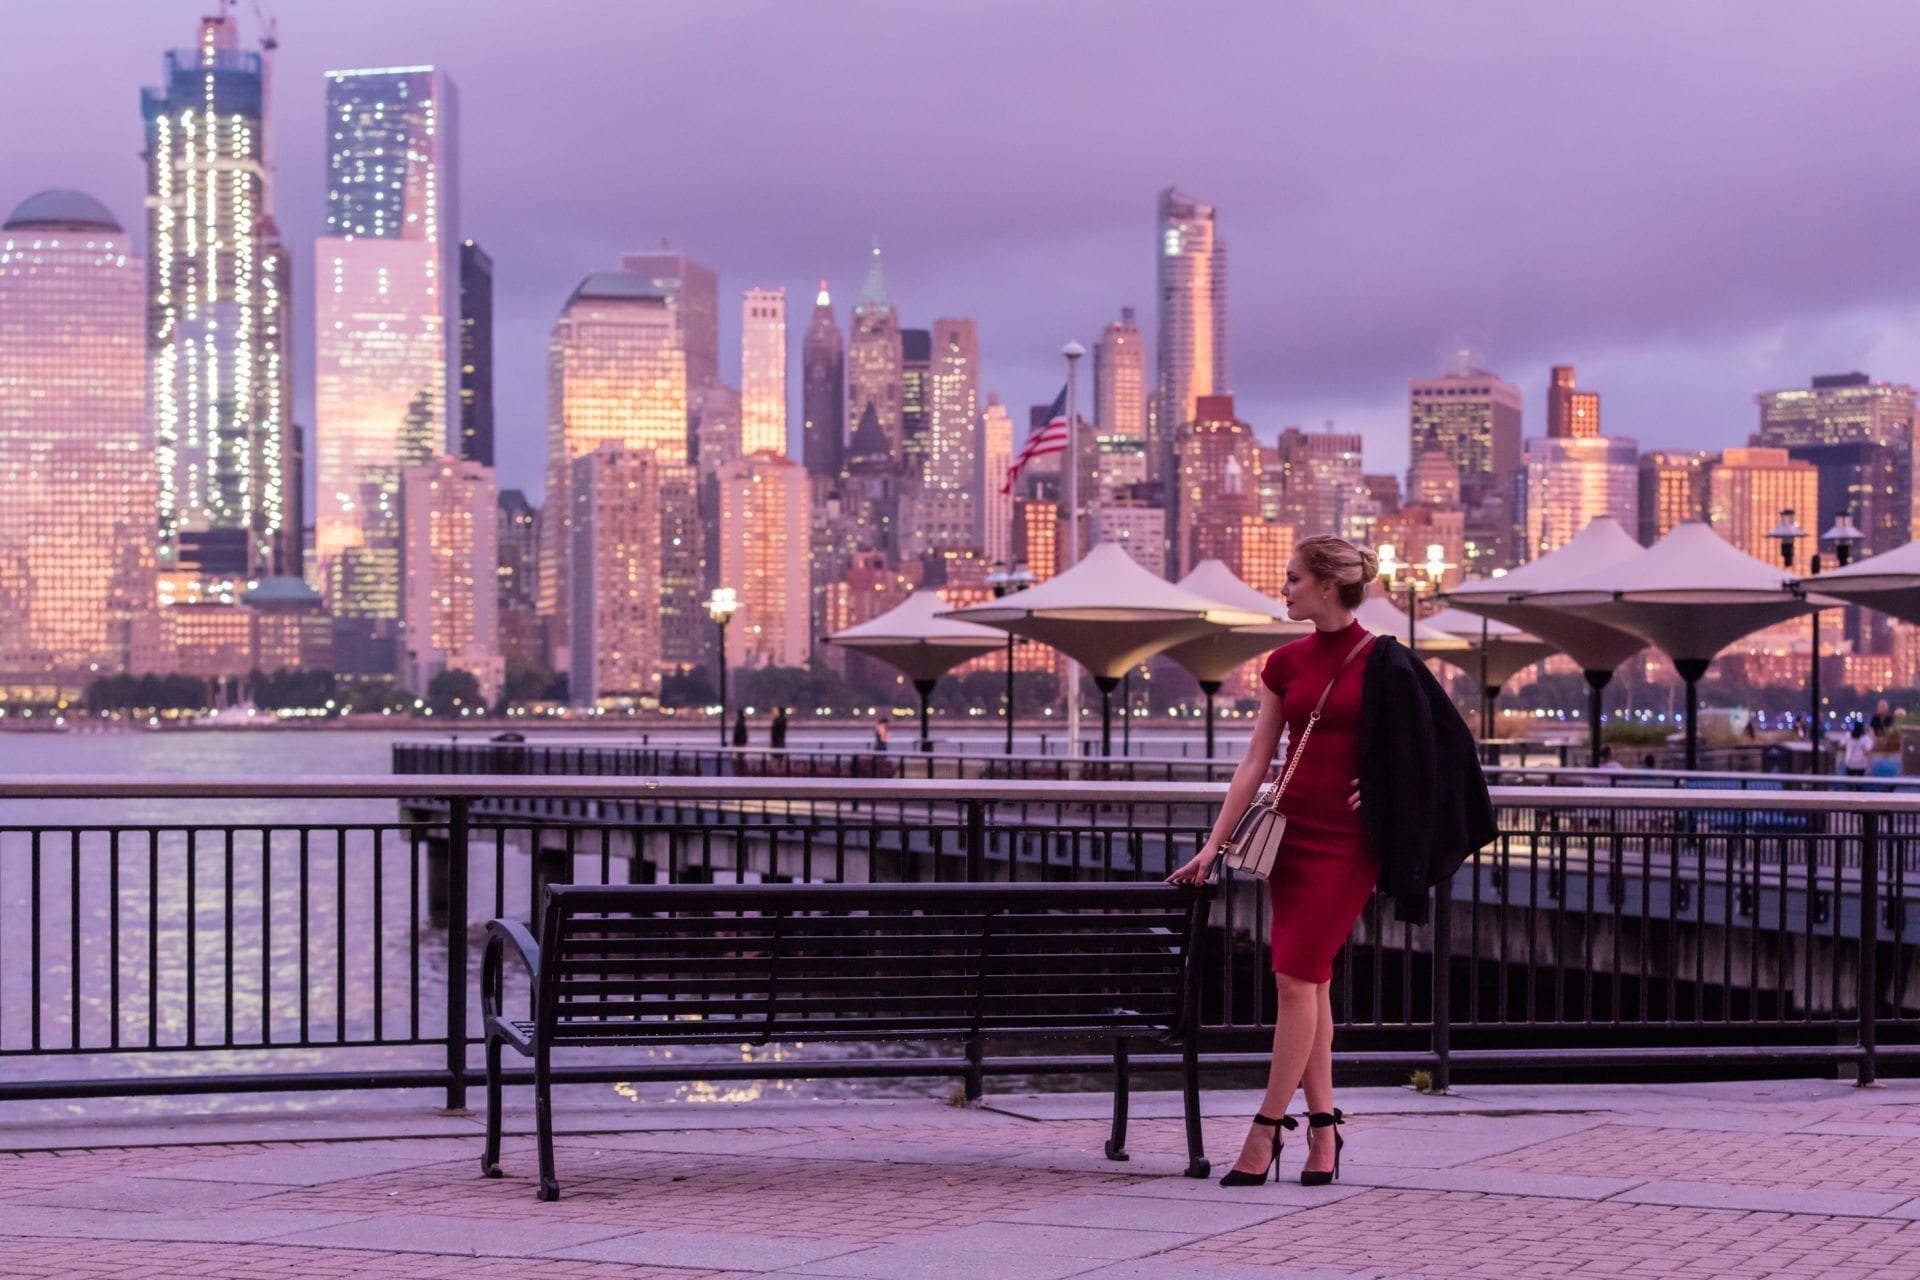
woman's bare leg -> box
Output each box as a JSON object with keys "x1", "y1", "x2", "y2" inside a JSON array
[
  {"x1": 1302, "y1": 981, "x2": 1337, "y2": 1173},
  {"x1": 1228, "y1": 972, "x2": 1319, "y2": 1175}
]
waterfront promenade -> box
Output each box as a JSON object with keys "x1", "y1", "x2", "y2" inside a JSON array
[{"x1": 4, "y1": 1077, "x2": 1919, "y2": 1279}]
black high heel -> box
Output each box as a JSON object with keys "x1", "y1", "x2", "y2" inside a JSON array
[
  {"x1": 1300, "y1": 1109, "x2": 1344, "y2": 1186},
  {"x1": 1218, "y1": 1113, "x2": 1297, "y2": 1186}
]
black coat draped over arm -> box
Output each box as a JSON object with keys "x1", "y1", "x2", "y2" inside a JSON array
[{"x1": 1356, "y1": 635, "x2": 1498, "y2": 924}]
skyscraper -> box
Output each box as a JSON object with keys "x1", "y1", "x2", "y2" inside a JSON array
[
  {"x1": 400, "y1": 456, "x2": 500, "y2": 702},
  {"x1": 314, "y1": 65, "x2": 460, "y2": 675},
  {"x1": 981, "y1": 393, "x2": 1014, "y2": 567},
  {"x1": 741, "y1": 287, "x2": 787, "y2": 457},
  {"x1": 847, "y1": 240, "x2": 904, "y2": 463},
  {"x1": 539, "y1": 273, "x2": 687, "y2": 665},
  {"x1": 1521, "y1": 435, "x2": 1639, "y2": 559},
  {"x1": 1095, "y1": 306, "x2": 1148, "y2": 442},
  {"x1": 1638, "y1": 450, "x2": 1709, "y2": 546},
  {"x1": 718, "y1": 452, "x2": 810, "y2": 669},
  {"x1": 1705, "y1": 447, "x2": 1820, "y2": 566},
  {"x1": 1409, "y1": 363, "x2": 1524, "y2": 500},
  {"x1": 1155, "y1": 188, "x2": 1226, "y2": 484},
  {"x1": 900, "y1": 327, "x2": 932, "y2": 469},
  {"x1": 1546, "y1": 365, "x2": 1601, "y2": 439},
  {"x1": 1174, "y1": 395, "x2": 1260, "y2": 576},
  {"x1": 1407, "y1": 431, "x2": 1463, "y2": 509},
  {"x1": 1271, "y1": 426, "x2": 1366, "y2": 541},
  {"x1": 694, "y1": 385, "x2": 742, "y2": 481},
  {"x1": 925, "y1": 317, "x2": 980, "y2": 494},
  {"x1": 801, "y1": 281, "x2": 845, "y2": 479},
  {"x1": 143, "y1": 9, "x2": 296, "y2": 584},
  {"x1": 620, "y1": 249, "x2": 719, "y2": 401},
  {"x1": 1755, "y1": 372, "x2": 1916, "y2": 553},
  {"x1": 569, "y1": 443, "x2": 662, "y2": 704},
  {"x1": 0, "y1": 191, "x2": 154, "y2": 686},
  {"x1": 458, "y1": 240, "x2": 494, "y2": 466}
]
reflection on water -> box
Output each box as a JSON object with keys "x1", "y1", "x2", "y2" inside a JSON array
[{"x1": 0, "y1": 727, "x2": 1080, "y2": 1119}]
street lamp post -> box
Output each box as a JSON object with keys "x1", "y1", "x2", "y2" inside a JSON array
[
  {"x1": 1816, "y1": 512, "x2": 1865, "y2": 772},
  {"x1": 1771, "y1": 511, "x2": 1813, "y2": 769},
  {"x1": 707, "y1": 587, "x2": 738, "y2": 748},
  {"x1": 1062, "y1": 340, "x2": 1086, "y2": 759},
  {"x1": 1376, "y1": 541, "x2": 1452, "y2": 659},
  {"x1": 984, "y1": 560, "x2": 1035, "y2": 755}
]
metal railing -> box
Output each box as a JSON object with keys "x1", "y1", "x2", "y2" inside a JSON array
[
  {"x1": 395, "y1": 739, "x2": 1909, "y2": 791},
  {"x1": 393, "y1": 739, "x2": 1241, "y2": 782},
  {"x1": 0, "y1": 776, "x2": 1913, "y2": 1106}
]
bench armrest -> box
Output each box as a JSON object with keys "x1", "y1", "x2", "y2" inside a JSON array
[{"x1": 481, "y1": 919, "x2": 542, "y2": 1025}]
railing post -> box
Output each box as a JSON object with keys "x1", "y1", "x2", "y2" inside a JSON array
[
  {"x1": 1858, "y1": 810, "x2": 1878, "y2": 1087},
  {"x1": 444, "y1": 796, "x2": 471, "y2": 1111},
  {"x1": 1430, "y1": 876, "x2": 1452, "y2": 1094},
  {"x1": 964, "y1": 800, "x2": 987, "y2": 883}
]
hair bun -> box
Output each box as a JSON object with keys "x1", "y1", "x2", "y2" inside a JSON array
[{"x1": 1356, "y1": 547, "x2": 1380, "y2": 583}]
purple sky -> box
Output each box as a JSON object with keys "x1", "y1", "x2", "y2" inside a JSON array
[{"x1": 10, "y1": 1, "x2": 1920, "y2": 504}]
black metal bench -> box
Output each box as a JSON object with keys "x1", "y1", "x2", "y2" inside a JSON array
[{"x1": 480, "y1": 881, "x2": 1213, "y2": 1199}]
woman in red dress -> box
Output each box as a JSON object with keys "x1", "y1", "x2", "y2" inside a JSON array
[{"x1": 1169, "y1": 534, "x2": 1381, "y2": 1188}]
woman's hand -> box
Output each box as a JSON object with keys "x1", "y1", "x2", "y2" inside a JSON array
[
  {"x1": 1348, "y1": 777, "x2": 1362, "y2": 811},
  {"x1": 1167, "y1": 848, "x2": 1217, "y2": 885}
]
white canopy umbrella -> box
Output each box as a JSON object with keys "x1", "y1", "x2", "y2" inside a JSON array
[
  {"x1": 1355, "y1": 595, "x2": 1469, "y2": 654},
  {"x1": 1442, "y1": 516, "x2": 1649, "y2": 764},
  {"x1": 1799, "y1": 538, "x2": 1920, "y2": 626},
  {"x1": 826, "y1": 590, "x2": 1007, "y2": 750},
  {"x1": 945, "y1": 542, "x2": 1268, "y2": 755},
  {"x1": 1163, "y1": 559, "x2": 1312, "y2": 758},
  {"x1": 1523, "y1": 521, "x2": 1832, "y2": 769},
  {"x1": 1422, "y1": 607, "x2": 1559, "y2": 739}
]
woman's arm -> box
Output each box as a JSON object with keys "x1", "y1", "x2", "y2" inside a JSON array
[{"x1": 1166, "y1": 679, "x2": 1288, "y2": 884}]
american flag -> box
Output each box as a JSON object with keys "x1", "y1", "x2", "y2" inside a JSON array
[{"x1": 1001, "y1": 386, "x2": 1069, "y2": 495}]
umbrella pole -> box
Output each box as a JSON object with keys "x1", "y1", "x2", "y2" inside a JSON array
[
  {"x1": 1122, "y1": 670, "x2": 1132, "y2": 756},
  {"x1": 1200, "y1": 680, "x2": 1220, "y2": 760},
  {"x1": 1478, "y1": 622, "x2": 1491, "y2": 740},
  {"x1": 1003, "y1": 633, "x2": 1015, "y2": 757},
  {"x1": 1094, "y1": 675, "x2": 1120, "y2": 758},
  {"x1": 1674, "y1": 659, "x2": 1710, "y2": 771},
  {"x1": 1583, "y1": 670, "x2": 1612, "y2": 767},
  {"x1": 914, "y1": 678, "x2": 937, "y2": 753}
]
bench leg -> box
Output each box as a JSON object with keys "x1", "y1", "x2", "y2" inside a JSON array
[
  {"x1": 1104, "y1": 1038, "x2": 1130, "y2": 1161},
  {"x1": 534, "y1": 1045, "x2": 559, "y2": 1201},
  {"x1": 964, "y1": 1031, "x2": 984, "y2": 1103},
  {"x1": 481, "y1": 1036, "x2": 504, "y2": 1179},
  {"x1": 1180, "y1": 1035, "x2": 1209, "y2": 1179}
]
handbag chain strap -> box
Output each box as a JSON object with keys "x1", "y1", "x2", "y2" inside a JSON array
[{"x1": 1269, "y1": 632, "x2": 1373, "y2": 803}]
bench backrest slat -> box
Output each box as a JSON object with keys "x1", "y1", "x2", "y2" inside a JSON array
[{"x1": 534, "y1": 882, "x2": 1208, "y2": 1048}]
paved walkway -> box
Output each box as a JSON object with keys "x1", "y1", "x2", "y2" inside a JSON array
[{"x1": 3, "y1": 1078, "x2": 1919, "y2": 1279}]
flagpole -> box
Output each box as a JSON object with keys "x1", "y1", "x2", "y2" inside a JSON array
[{"x1": 1063, "y1": 340, "x2": 1086, "y2": 760}]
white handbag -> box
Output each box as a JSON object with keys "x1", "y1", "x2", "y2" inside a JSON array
[{"x1": 1218, "y1": 633, "x2": 1371, "y2": 880}]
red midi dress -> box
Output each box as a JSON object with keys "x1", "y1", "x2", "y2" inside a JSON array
[{"x1": 1257, "y1": 619, "x2": 1381, "y2": 982}]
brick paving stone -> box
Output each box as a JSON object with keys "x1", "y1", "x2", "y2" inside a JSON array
[
  {"x1": 1163, "y1": 1189, "x2": 1920, "y2": 1278},
  {"x1": 1472, "y1": 1124, "x2": 1920, "y2": 1195},
  {"x1": 0, "y1": 1238, "x2": 750, "y2": 1280}
]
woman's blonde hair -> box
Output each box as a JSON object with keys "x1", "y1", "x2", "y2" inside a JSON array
[{"x1": 1293, "y1": 535, "x2": 1379, "y2": 610}]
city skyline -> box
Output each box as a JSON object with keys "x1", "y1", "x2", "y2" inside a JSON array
[{"x1": 11, "y1": 2, "x2": 1920, "y2": 503}]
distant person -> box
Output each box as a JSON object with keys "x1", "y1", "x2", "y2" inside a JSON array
[
  {"x1": 872, "y1": 715, "x2": 890, "y2": 751},
  {"x1": 1843, "y1": 720, "x2": 1872, "y2": 777},
  {"x1": 770, "y1": 706, "x2": 789, "y2": 750},
  {"x1": 1597, "y1": 745, "x2": 1624, "y2": 770},
  {"x1": 1640, "y1": 753, "x2": 1657, "y2": 770},
  {"x1": 1869, "y1": 699, "x2": 1895, "y2": 737},
  {"x1": 731, "y1": 709, "x2": 748, "y2": 748}
]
